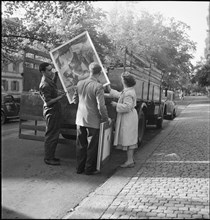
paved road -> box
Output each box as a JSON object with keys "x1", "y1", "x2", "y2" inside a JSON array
[{"x1": 66, "y1": 96, "x2": 210, "y2": 219}]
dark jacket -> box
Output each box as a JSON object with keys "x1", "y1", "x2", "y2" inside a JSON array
[{"x1": 39, "y1": 75, "x2": 61, "y2": 112}]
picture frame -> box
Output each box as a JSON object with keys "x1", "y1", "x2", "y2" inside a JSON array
[
  {"x1": 49, "y1": 31, "x2": 110, "y2": 104},
  {"x1": 96, "y1": 120, "x2": 113, "y2": 171}
]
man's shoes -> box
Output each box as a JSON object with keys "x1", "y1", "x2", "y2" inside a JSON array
[
  {"x1": 120, "y1": 162, "x2": 135, "y2": 168},
  {"x1": 53, "y1": 158, "x2": 60, "y2": 162},
  {"x1": 44, "y1": 158, "x2": 60, "y2": 166},
  {"x1": 85, "y1": 170, "x2": 101, "y2": 175},
  {"x1": 76, "y1": 169, "x2": 84, "y2": 174}
]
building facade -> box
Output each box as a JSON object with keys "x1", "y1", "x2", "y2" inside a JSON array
[
  {"x1": 1, "y1": 61, "x2": 23, "y2": 98},
  {"x1": 2, "y1": 17, "x2": 24, "y2": 98}
]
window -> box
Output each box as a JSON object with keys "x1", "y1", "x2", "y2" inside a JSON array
[
  {"x1": 34, "y1": 64, "x2": 39, "y2": 69},
  {"x1": 2, "y1": 80, "x2": 8, "y2": 91},
  {"x1": 8, "y1": 63, "x2": 15, "y2": 72},
  {"x1": 11, "y1": 81, "x2": 19, "y2": 91}
]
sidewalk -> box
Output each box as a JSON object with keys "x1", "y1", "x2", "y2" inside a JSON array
[{"x1": 64, "y1": 96, "x2": 210, "y2": 219}]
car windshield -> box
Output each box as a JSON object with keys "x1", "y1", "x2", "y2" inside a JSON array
[{"x1": 162, "y1": 91, "x2": 174, "y2": 101}]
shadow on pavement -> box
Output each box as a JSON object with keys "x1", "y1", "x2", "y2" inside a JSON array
[{"x1": 2, "y1": 207, "x2": 34, "y2": 219}]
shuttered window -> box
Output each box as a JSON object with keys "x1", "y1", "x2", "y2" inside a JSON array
[
  {"x1": 11, "y1": 81, "x2": 19, "y2": 91},
  {"x1": 2, "y1": 80, "x2": 8, "y2": 91}
]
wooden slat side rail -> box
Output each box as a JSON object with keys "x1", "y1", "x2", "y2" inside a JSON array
[
  {"x1": 19, "y1": 134, "x2": 44, "y2": 141},
  {"x1": 20, "y1": 115, "x2": 45, "y2": 121},
  {"x1": 126, "y1": 50, "x2": 150, "y2": 68},
  {"x1": 126, "y1": 50, "x2": 162, "y2": 77},
  {"x1": 20, "y1": 124, "x2": 45, "y2": 131},
  {"x1": 129, "y1": 60, "x2": 162, "y2": 80}
]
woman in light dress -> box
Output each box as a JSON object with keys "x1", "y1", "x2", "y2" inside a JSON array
[{"x1": 107, "y1": 72, "x2": 138, "y2": 168}]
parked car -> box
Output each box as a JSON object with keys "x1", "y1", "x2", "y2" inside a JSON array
[
  {"x1": 162, "y1": 90, "x2": 177, "y2": 120},
  {"x1": 1, "y1": 93, "x2": 20, "y2": 124}
]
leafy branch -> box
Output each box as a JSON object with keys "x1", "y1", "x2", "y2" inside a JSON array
[{"x1": 2, "y1": 34, "x2": 46, "y2": 42}]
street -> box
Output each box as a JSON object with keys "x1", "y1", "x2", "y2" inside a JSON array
[{"x1": 1, "y1": 97, "x2": 196, "y2": 219}]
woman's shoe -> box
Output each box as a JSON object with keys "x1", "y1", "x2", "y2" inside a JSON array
[{"x1": 120, "y1": 162, "x2": 135, "y2": 168}]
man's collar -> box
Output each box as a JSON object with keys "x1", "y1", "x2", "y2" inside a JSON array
[
  {"x1": 43, "y1": 75, "x2": 53, "y2": 82},
  {"x1": 89, "y1": 75, "x2": 99, "y2": 82}
]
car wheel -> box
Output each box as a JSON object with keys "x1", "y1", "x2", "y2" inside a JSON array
[
  {"x1": 1, "y1": 111, "x2": 6, "y2": 124},
  {"x1": 169, "y1": 112, "x2": 174, "y2": 120},
  {"x1": 157, "y1": 104, "x2": 164, "y2": 128}
]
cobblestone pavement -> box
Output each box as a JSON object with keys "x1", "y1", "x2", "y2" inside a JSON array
[
  {"x1": 65, "y1": 96, "x2": 209, "y2": 219},
  {"x1": 100, "y1": 97, "x2": 210, "y2": 219}
]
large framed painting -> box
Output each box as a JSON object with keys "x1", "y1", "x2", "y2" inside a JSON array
[
  {"x1": 97, "y1": 120, "x2": 113, "y2": 171},
  {"x1": 49, "y1": 31, "x2": 110, "y2": 104}
]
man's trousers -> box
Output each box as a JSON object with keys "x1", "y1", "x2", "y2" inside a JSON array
[
  {"x1": 44, "y1": 108, "x2": 61, "y2": 160},
  {"x1": 76, "y1": 125, "x2": 100, "y2": 173}
]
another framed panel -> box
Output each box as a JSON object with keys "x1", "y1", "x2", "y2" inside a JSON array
[
  {"x1": 97, "y1": 121, "x2": 113, "y2": 171},
  {"x1": 49, "y1": 31, "x2": 110, "y2": 104}
]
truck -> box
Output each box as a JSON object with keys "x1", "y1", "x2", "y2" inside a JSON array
[{"x1": 19, "y1": 47, "x2": 164, "y2": 146}]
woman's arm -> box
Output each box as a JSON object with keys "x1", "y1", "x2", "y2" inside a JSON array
[
  {"x1": 106, "y1": 85, "x2": 121, "y2": 98},
  {"x1": 116, "y1": 95, "x2": 134, "y2": 113},
  {"x1": 110, "y1": 89, "x2": 121, "y2": 98}
]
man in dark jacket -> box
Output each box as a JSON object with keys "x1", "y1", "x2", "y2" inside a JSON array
[
  {"x1": 73, "y1": 62, "x2": 111, "y2": 175},
  {"x1": 39, "y1": 62, "x2": 66, "y2": 165}
]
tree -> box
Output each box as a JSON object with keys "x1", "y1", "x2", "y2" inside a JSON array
[
  {"x1": 192, "y1": 62, "x2": 210, "y2": 87},
  {"x1": 102, "y1": 3, "x2": 196, "y2": 89},
  {"x1": 2, "y1": 1, "x2": 114, "y2": 66}
]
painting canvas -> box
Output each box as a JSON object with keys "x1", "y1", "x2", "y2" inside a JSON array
[
  {"x1": 49, "y1": 31, "x2": 110, "y2": 104},
  {"x1": 97, "y1": 121, "x2": 113, "y2": 171}
]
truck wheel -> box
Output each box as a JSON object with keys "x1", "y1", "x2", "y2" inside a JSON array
[
  {"x1": 156, "y1": 117, "x2": 163, "y2": 128},
  {"x1": 61, "y1": 134, "x2": 76, "y2": 140},
  {"x1": 1, "y1": 111, "x2": 6, "y2": 125},
  {"x1": 138, "y1": 109, "x2": 146, "y2": 147}
]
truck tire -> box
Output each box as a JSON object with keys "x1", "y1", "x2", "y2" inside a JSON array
[
  {"x1": 156, "y1": 117, "x2": 163, "y2": 128},
  {"x1": 138, "y1": 109, "x2": 146, "y2": 147},
  {"x1": 1, "y1": 111, "x2": 6, "y2": 125}
]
